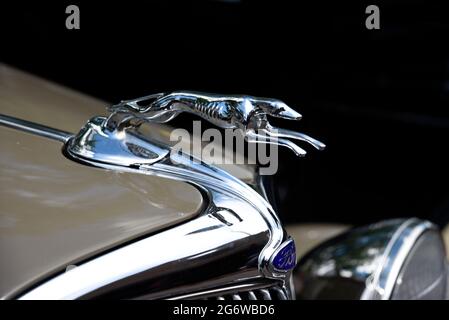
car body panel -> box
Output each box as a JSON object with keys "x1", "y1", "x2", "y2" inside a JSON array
[
  {"x1": 0, "y1": 126, "x2": 205, "y2": 298},
  {"x1": 0, "y1": 64, "x2": 256, "y2": 183},
  {"x1": 0, "y1": 64, "x2": 268, "y2": 298},
  {"x1": 0, "y1": 65, "x2": 211, "y2": 297}
]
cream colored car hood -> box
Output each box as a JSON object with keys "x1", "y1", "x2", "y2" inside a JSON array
[{"x1": 0, "y1": 65, "x2": 207, "y2": 298}]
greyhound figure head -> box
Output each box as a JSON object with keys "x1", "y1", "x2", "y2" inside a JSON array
[{"x1": 106, "y1": 91, "x2": 325, "y2": 157}]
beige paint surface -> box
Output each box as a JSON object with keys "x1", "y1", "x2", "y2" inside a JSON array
[
  {"x1": 286, "y1": 223, "x2": 350, "y2": 259},
  {"x1": 0, "y1": 64, "x2": 259, "y2": 297},
  {"x1": 0, "y1": 65, "x2": 207, "y2": 297},
  {"x1": 0, "y1": 127, "x2": 204, "y2": 298},
  {"x1": 289, "y1": 223, "x2": 449, "y2": 260}
]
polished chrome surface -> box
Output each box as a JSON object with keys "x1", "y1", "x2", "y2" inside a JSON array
[
  {"x1": 225, "y1": 286, "x2": 288, "y2": 300},
  {"x1": 165, "y1": 280, "x2": 291, "y2": 300},
  {"x1": 295, "y1": 218, "x2": 444, "y2": 300},
  {"x1": 19, "y1": 108, "x2": 293, "y2": 299},
  {"x1": 363, "y1": 219, "x2": 439, "y2": 299},
  {"x1": 0, "y1": 125, "x2": 205, "y2": 299},
  {"x1": 65, "y1": 115, "x2": 288, "y2": 273},
  {"x1": 1, "y1": 65, "x2": 292, "y2": 300},
  {"x1": 0, "y1": 106, "x2": 292, "y2": 299},
  {"x1": 68, "y1": 116, "x2": 169, "y2": 167},
  {"x1": 390, "y1": 230, "x2": 447, "y2": 299},
  {"x1": 201, "y1": 284, "x2": 288, "y2": 300},
  {"x1": 107, "y1": 91, "x2": 325, "y2": 157},
  {"x1": 0, "y1": 114, "x2": 72, "y2": 143},
  {"x1": 18, "y1": 185, "x2": 280, "y2": 299}
]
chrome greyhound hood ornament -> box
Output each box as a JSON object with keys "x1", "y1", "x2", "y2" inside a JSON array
[
  {"x1": 106, "y1": 91, "x2": 325, "y2": 157},
  {"x1": 66, "y1": 91, "x2": 325, "y2": 175},
  {"x1": 59, "y1": 91, "x2": 323, "y2": 291}
]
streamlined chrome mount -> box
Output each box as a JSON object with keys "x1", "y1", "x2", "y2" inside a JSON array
[
  {"x1": 107, "y1": 91, "x2": 325, "y2": 157},
  {"x1": 3, "y1": 92, "x2": 321, "y2": 299},
  {"x1": 34, "y1": 92, "x2": 305, "y2": 299},
  {"x1": 295, "y1": 218, "x2": 448, "y2": 300}
]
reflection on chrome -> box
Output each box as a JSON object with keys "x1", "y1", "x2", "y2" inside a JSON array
[
  {"x1": 295, "y1": 218, "x2": 448, "y2": 300},
  {"x1": 12, "y1": 96, "x2": 296, "y2": 299},
  {"x1": 107, "y1": 91, "x2": 325, "y2": 157}
]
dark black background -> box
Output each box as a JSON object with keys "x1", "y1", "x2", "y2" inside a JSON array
[{"x1": 2, "y1": 1, "x2": 449, "y2": 227}]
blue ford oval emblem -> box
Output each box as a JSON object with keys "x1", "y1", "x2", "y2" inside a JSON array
[{"x1": 272, "y1": 239, "x2": 297, "y2": 271}]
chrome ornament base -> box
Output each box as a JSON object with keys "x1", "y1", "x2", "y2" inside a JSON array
[
  {"x1": 67, "y1": 116, "x2": 169, "y2": 167},
  {"x1": 19, "y1": 91, "x2": 324, "y2": 299}
]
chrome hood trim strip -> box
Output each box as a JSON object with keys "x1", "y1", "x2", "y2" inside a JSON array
[
  {"x1": 16, "y1": 116, "x2": 287, "y2": 299},
  {"x1": 18, "y1": 156, "x2": 284, "y2": 299},
  {"x1": 64, "y1": 116, "x2": 286, "y2": 278},
  {"x1": 0, "y1": 114, "x2": 72, "y2": 143}
]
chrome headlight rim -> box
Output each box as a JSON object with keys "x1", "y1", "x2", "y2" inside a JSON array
[
  {"x1": 295, "y1": 218, "x2": 448, "y2": 300},
  {"x1": 362, "y1": 218, "x2": 443, "y2": 300}
]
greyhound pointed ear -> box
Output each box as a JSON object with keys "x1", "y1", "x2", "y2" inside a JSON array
[{"x1": 255, "y1": 100, "x2": 302, "y2": 121}]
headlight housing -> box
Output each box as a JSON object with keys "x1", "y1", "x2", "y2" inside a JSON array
[
  {"x1": 295, "y1": 218, "x2": 448, "y2": 300},
  {"x1": 390, "y1": 228, "x2": 447, "y2": 299}
]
